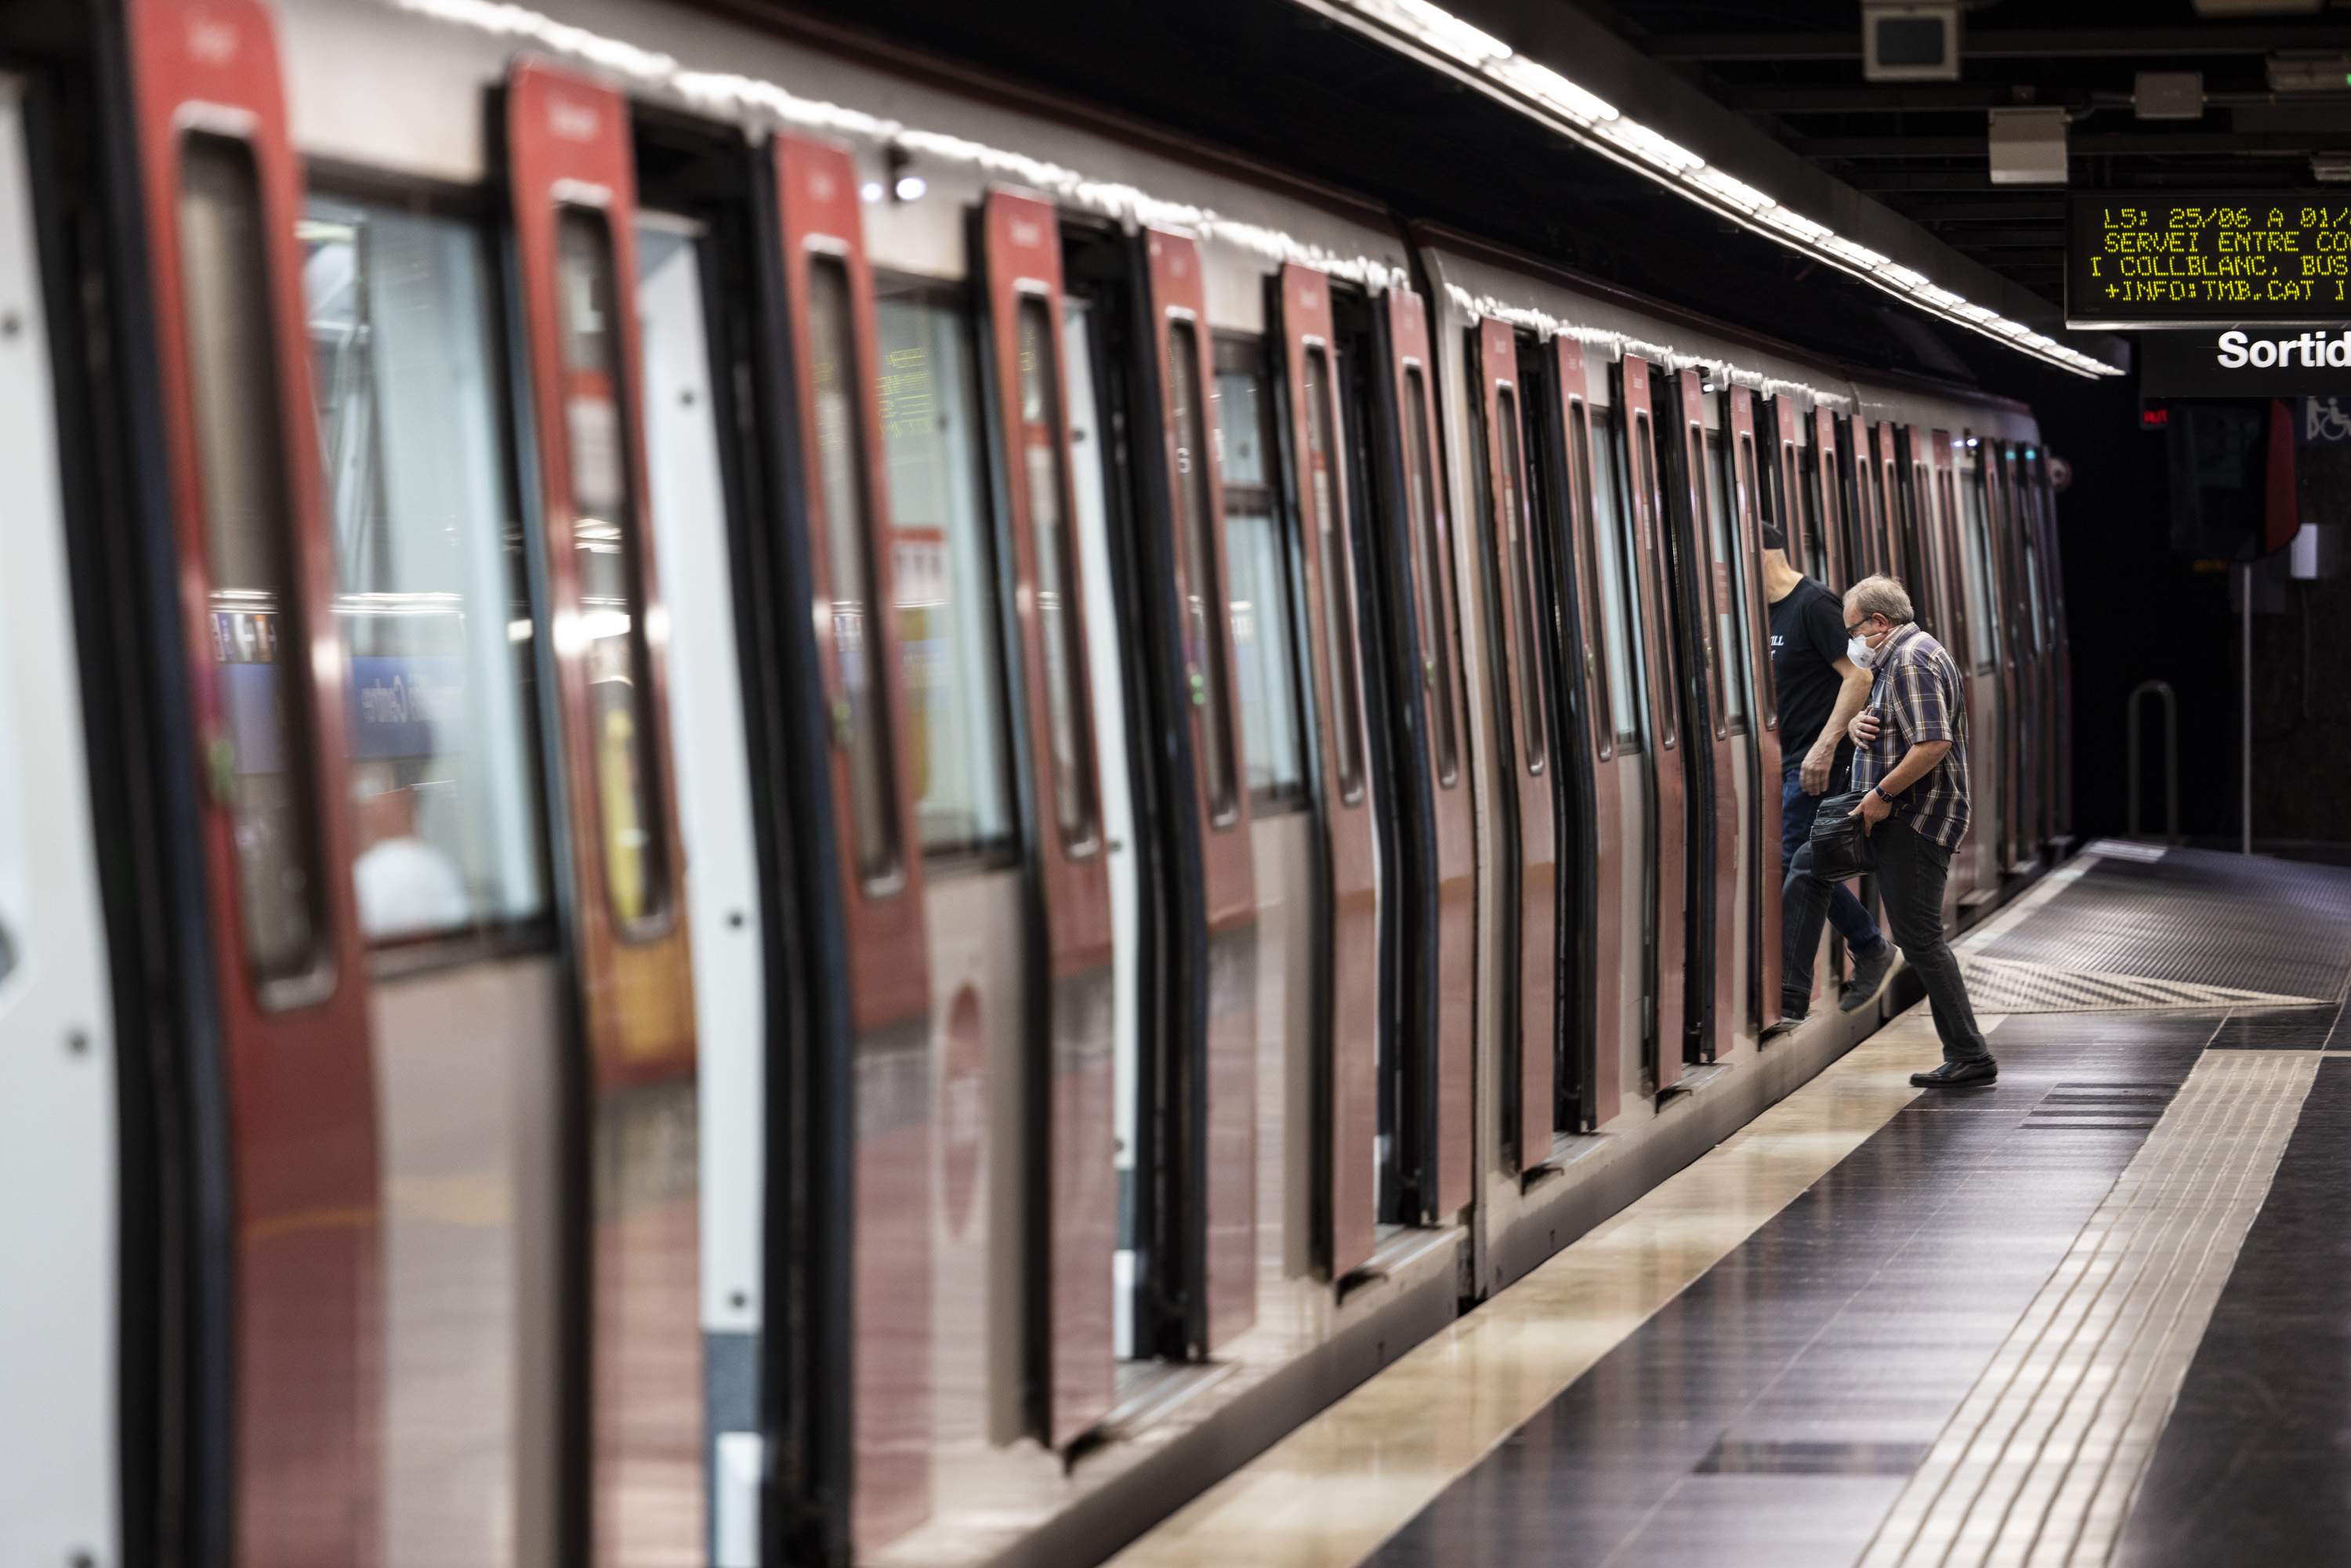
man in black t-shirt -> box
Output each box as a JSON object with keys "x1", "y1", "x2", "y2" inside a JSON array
[{"x1": 1759, "y1": 522, "x2": 1891, "y2": 1042}]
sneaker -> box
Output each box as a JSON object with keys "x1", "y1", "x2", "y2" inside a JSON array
[
  {"x1": 1759, "y1": 1014, "x2": 1806, "y2": 1046},
  {"x1": 1839, "y1": 943, "x2": 1895, "y2": 1013},
  {"x1": 1910, "y1": 1058, "x2": 1997, "y2": 1088}
]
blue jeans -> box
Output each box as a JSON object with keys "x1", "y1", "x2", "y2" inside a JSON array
[{"x1": 1780, "y1": 762, "x2": 1885, "y2": 1015}]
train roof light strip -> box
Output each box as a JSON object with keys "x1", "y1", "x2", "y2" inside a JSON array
[{"x1": 1303, "y1": 0, "x2": 2122, "y2": 379}]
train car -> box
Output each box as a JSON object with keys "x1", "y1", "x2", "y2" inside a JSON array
[{"x1": 0, "y1": 2, "x2": 2074, "y2": 1567}]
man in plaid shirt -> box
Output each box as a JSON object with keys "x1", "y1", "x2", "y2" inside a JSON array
[{"x1": 1786, "y1": 574, "x2": 1994, "y2": 1087}]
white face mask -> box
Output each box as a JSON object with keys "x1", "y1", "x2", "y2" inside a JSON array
[{"x1": 1848, "y1": 636, "x2": 1876, "y2": 670}]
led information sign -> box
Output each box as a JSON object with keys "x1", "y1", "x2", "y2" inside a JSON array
[{"x1": 2067, "y1": 192, "x2": 2351, "y2": 327}]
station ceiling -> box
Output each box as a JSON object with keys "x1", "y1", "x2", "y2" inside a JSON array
[{"x1": 1592, "y1": 0, "x2": 2351, "y2": 313}]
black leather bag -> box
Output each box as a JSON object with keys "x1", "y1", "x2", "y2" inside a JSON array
[{"x1": 1808, "y1": 789, "x2": 1876, "y2": 880}]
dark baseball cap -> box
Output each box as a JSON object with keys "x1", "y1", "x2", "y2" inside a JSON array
[{"x1": 1761, "y1": 518, "x2": 1787, "y2": 552}]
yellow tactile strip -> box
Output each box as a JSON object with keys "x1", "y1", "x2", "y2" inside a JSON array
[
  {"x1": 1103, "y1": 1016, "x2": 1951, "y2": 1568},
  {"x1": 1857, "y1": 1050, "x2": 2320, "y2": 1568}
]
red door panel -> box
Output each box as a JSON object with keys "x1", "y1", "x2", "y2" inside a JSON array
[
  {"x1": 125, "y1": 3, "x2": 381, "y2": 1559},
  {"x1": 1276, "y1": 265, "x2": 1381, "y2": 1276},
  {"x1": 1474, "y1": 319, "x2": 1557, "y2": 1169},
  {"x1": 1730, "y1": 389, "x2": 1782, "y2": 1031},
  {"x1": 1556, "y1": 339, "x2": 1621, "y2": 1128},
  {"x1": 1672, "y1": 368, "x2": 1735, "y2": 1063},
  {"x1": 1142, "y1": 228, "x2": 1258, "y2": 1348},
  {"x1": 507, "y1": 60, "x2": 704, "y2": 1566},
  {"x1": 980, "y1": 188, "x2": 1118, "y2": 1443},
  {"x1": 1384, "y1": 288, "x2": 1476, "y2": 1215},
  {"x1": 1813, "y1": 404, "x2": 1849, "y2": 592},
  {"x1": 770, "y1": 132, "x2": 938, "y2": 1548},
  {"x1": 1616, "y1": 357, "x2": 1687, "y2": 1092}
]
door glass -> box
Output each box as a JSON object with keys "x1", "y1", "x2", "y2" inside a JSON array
[
  {"x1": 875, "y1": 283, "x2": 1017, "y2": 860},
  {"x1": 1165, "y1": 318, "x2": 1237, "y2": 824},
  {"x1": 1495, "y1": 386, "x2": 1546, "y2": 772},
  {"x1": 180, "y1": 132, "x2": 326, "y2": 987},
  {"x1": 556, "y1": 207, "x2": 673, "y2": 929},
  {"x1": 1216, "y1": 342, "x2": 1308, "y2": 808},
  {"x1": 1737, "y1": 435, "x2": 1775, "y2": 729},
  {"x1": 1632, "y1": 410, "x2": 1677, "y2": 749},
  {"x1": 1963, "y1": 467, "x2": 2000, "y2": 673},
  {"x1": 1571, "y1": 400, "x2": 1631, "y2": 744},
  {"x1": 807, "y1": 253, "x2": 903, "y2": 885},
  {"x1": 1402, "y1": 367, "x2": 1459, "y2": 784},
  {"x1": 303, "y1": 196, "x2": 549, "y2": 943},
  {"x1": 1302, "y1": 345, "x2": 1364, "y2": 802},
  {"x1": 1703, "y1": 431, "x2": 1747, "y2": 725}
]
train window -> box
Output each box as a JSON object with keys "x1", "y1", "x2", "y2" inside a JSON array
[
  {"x1": 1165, "y1": 318, "x2": 1237, "y2": 824},
  {"x1": 181, "y1": 134, "x2": 327, "y2": 987},
  {"x1": 1295, "y1": 343, "x2": 1363, "y2": 803},
  {"x1": 1215, "y1": 337, "x2": 1309, "y2": 809},
  {"x1": 875, "y1": 281, "x2": 1017, "y2": 860},
  {"x1": 1402, "y1": 365, "x2": 1460, "y2": 785},
  {"x1": 1588, "y1": 407, "x2": 1642, "y2": 748},
  {"x1": 556, "y1": 208, "x2": 676, "y2": 927},
  {"x1": 303, "y1": 196, "x2": 549, "y2": 944},
  {"x1": 1494, "y1": 386, "x2": 1547, "y2": 773},
  {"x1": 1737, "y1": 433, "x2": 1777, "y2": 730},
  {"x1": 2023, "y1": 514, "x2": 2049, "y2": 655},
  {"x1": 806, "y1": 252, "x2": 904, "y2": 886},
  {"x1": 1632, "y1": 410, "x2": 1676, "y2": 751},
  {"x1": 1702, "y1": 432, "x2": 1748, "y2": 726},
  {"x1": 1574, "y1": 400, "x2": 1632, "y2": 747},
  {"x1": 1011, "y1": 296, "x2": 1099, "y2": 850},
  {"x1": 1962, "y1": 465, "x2": 2000, "y2": 675}
]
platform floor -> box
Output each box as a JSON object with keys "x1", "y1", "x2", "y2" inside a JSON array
[{"x1": 1110, "y1": 844, "x2": 2351, "y2": 1567}]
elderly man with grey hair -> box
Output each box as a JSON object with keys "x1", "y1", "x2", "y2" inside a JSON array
[{"x1": 1780, "y1": 574, "x2": 1995, "y2": 1087}]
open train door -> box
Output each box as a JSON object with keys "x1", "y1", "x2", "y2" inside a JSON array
[
  {"x1": 1665, "y1": 368, "x2": 1735, "y2": 1064},
  {"x1": 507, "y1": 60, "x2": 708, "y2": 1565},
  {"x1": 1271, "y1": 264, "x2": 1382, "y2": 1277},
  {"x1": 1614, "y1": 357, "x2": 1688, "y2": 1092},
  {"x1": 1728, "y1": 389, "x2": 1782, "y2": 1034},
  {"x1": 1375, "y1": 286, "x2": 1476, "y2": 1219},
  {"x1": 1472, "y1": 319, "x2": 1560, "y2": 1171},
  {"x1": 977, "y1": 187, "x2": 1119, "y2": 1443},
  {"x1": 763, "y1": 131, "x2": 940, "y2": 1551},
  {"x1": 1136, "y1": 227, "x2": 1259, "y2": 1351},
  {"x1": 1552, "y1": 339, "x2": 1623, "y2": 1128},
  {"x1": 120, "y1": 2, "x2": 386, "y2": 1560}
]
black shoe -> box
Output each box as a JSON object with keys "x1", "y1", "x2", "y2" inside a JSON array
[
  {"x1": 1839, "y1": 943, "x2": 1895, "y2": 1013},
  {"x1": 1760, "y1": 1014, "x2": 1806, "y2": 1046},
  {"x1": 1911, "y1": 1058, "x2": 1998, "y2": 1088}
]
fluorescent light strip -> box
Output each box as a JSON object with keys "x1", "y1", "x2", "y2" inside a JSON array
[{"x1": 1310, "y1": 0, "x2": 2121, "y2": 378}]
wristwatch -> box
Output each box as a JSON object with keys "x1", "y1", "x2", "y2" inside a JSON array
[{"x1": 1872, "y1": 784, "x2": 1898, "y2": 806}]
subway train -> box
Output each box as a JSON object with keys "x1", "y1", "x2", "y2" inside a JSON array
[{"x1": 0, "y1": 2, "x2": 2075, "y2": 1566}]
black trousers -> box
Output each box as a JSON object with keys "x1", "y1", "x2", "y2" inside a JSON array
[{"x1": 1784, "y1": 817, "x2": 1991, "y2": 1063}]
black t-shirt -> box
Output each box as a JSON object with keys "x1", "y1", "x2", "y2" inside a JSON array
[{"x1": 1770, "y1": 575, "x2": 1853, "y2": 762}]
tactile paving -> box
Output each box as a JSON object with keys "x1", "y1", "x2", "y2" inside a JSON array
[
  {"x1": 1856, "y1": 1051, "x2": 2320, "y2": 1567},
  {"x1": 1975, "y1": 845, "x2": 2351, "y2": 1007}
]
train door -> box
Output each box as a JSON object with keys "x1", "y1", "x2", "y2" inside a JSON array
[
  {"x1": 1270, "y1": 266, "x2": 1382, "y2": 1276},
  {"x1": 1373, "y1": 288, "x2": 1476, "y2": 1218},
  {"x1": 1665, "y1": 368, "x2": 1736, "y2": 1064},
  {"x1": 116, "y1": 6, "x2": 394, "y2": 1563},
  {"x1": 977, "y1": 190, "x2": 1118, "y2": 1445},
  {"x1": 1549, "y1": 339, "x2": 1625, "y2": 1128},
  {"x1": 1728, "y1": 389, "x2": 1783, "y2": 1034},
  {"x1": 1141, "y1": 230, "x2": 1258, "y2": 1353},
  {"x1": 1471, "y1": 320, "x2": 1559, "y2": 1169},
  {"x1": 1614, "y1": 357, "x2": 1689, "y2": 1091},
  {"x1": 0, "y1": 73, "x2": 120, "y2": 1568},
  {"x1": 1946, "y1": 436, "x2": 2005, "y2": 907},
  {"x1": 507, "y1": 63, "x2": 710, "y2": 1563},
  {"x1": 2033, "y1": 451, "x2": 2075, "y2": 848}
]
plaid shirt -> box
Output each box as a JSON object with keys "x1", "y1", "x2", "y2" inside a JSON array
[{"x1": 1853, "y1": 623, "x2": 1970, "y2": 853}]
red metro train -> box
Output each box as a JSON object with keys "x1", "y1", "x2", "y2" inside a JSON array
[{"x1": 0, "y1": 2, "x2": 2074, "y2": 1566}]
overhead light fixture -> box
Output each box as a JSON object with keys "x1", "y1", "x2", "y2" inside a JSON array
[
  {"x1": 2133, "y1": 72, "x2": 2204, "y2": 121},
  {"x1": 2267, "y1": 50, "x2": 2351, "y2": 95},
  {"x1": 1989, "y1": 107, "x2": 2069, "y2": 185},
  {"x1": 1300, "y1": 0, "x2": 2119, "y2": 376},
  {"x1": 1863, "y1": 0, "x2": 1962, "y2": 84}
]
